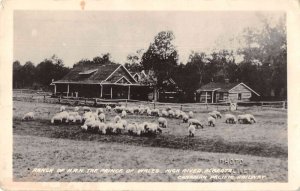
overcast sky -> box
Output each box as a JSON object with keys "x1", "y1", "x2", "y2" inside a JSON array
[{"x1": 14, "y1": 11, "x2": 284, "y2": 67}]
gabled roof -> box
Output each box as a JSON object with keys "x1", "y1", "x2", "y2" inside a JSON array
[
  {"x1": 197, "y1": 82, "x2": 239, "y2": 92},
  {"x1": 53, "y1": 62, "x2": 137, "y2": 84},
  {"x1": 196, "y1": 82, "x2": 260, "y2": 96}
]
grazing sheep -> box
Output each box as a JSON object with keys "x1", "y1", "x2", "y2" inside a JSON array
[
  {"x1": 188, "y1": 124, "x2": 196, "y2": 137},
  {"x1": 237, "y1": 114, "x2": 252, "y2": 124},
  {"x1": 106, "y1": 122, "x2": 114, "y2": 134},
  {"x1": 208, "y1": 116, "x2": 216, "y2": 127},
  {"x1": 119, "y1": 119, "x2": 128, "y2": 130},
  {"x1": 126, "y1": 107, "x2": 134, "y2": 114},
  {"x1": 188, "y1": 111, "x2": 194, "y2": 118},
  {"x1": 146, "y1": 108, "x2": 152, "y2": 116},
  {"x1": 175, "y1": 110, "x2": 182, "y2": 119},
  {"x1": 67, "y1": 115, "x2": 76, "y2": 123},
  {"x1": 225, "y1": 114, "x2": 237, "y2": 124},
  {"x1": 245, "y1": 114, "x2": 256, "y2": 123},
  {"x1": 188, "y1": 118, "x2": 203, "y2": 129},
  {"x1": 151, "y1": 109, "x2": 160, "y2": 117},
  {"x1": 96, "y1": 108, "x2": 104, "y2": 115},
  {"x1": 168, "y1": 110, "x2": 175, "y2": 118},
  {"x1": 98, "y1": 122, "x2": 107, "y2": 134},
  {"x1": 211, "y1": 110, "x2": 222, "y2": 118},
  {"x1": 113, "y1": 122, "x2": 123, "y2": 134},
  {"x1": 121, "y1": 110, "x2": 127, "y2": 118},
  {"x1": 81, "y1": 118, "x2": 96, "y2": 131},
  {"x1": 98, "y1": 113, "x2": 105, "y2": 122},
  {"x1": 68, "y1": 111, "x2": 79, "y2": 116},
  {"x1": 161, "y1": 110, "x2": 168, "y2": 117},
  {"x1": 158, "y1": 117, "x2": 168, "y2": 128},
  {"x1": 182, "y1": 114, "x2": 189, "y2": 123},
  {"x1": 113, "y1": 115, "x2": 121, "y2": 123},
  {"x1": 60, "y1": 106, "x2": 66, "y2": 112},
  {"x1": 82, "y1": 106, "x2": 92, "y2": 113},
  {"x1": 51, "y1": 111, "x2": 69, "y2": 124},
  {"x1": 74, "y1": 114, "x2": 83, "y2": 123},
  {"x1": 208, "y1": 112, "x2": 217, "y2": 119},
  {"x1": 133, "y1": 106, "x2": 139, "y2": 114},
  {"x1": 74, "y1": 106, "x2": 79, "y2": 112},
  {"x1": 127, "y1": 123, "x2": 138, "y2": 135},
  {"x1": 22, "y1": 112, "x2": 35, "y2": 121},
  {"x1": 166, "y1": 106, "x2": 172, "y2": 111},
  {"x1": 83, "y1": 111, "x2": 94, "y2": 122},
  {"x1": 138, "y1": 107, "x2": 146, "y2": 115},
  {"x1": 136, "y1": 123, "x2": 146, "y2": 136},
  {"x1": 106, "y1": 105, "x2": 112, "y2": 112}
]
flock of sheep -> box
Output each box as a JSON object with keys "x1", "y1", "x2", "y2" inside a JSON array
[{"x1": 21, "y1": 104, "x2": 256, "y2": 137}]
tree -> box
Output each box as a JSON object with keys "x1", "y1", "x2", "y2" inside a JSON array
[
  {"x1": 238, "y1": 15, "x2": 286, "y2": 98},
  {"x1": 13, "y1": 60, "x2": 22, "y2": 88},
  {"x1": 36, "y1": 55, "x2": 70, "y2": 88},
  {"x1": 141, "y1": 31, "x2": 178, "y2": 88},
  {"x1": 92, "y1": 53, "x2": 111, "y2": 65},
  {"x1": 124, "y1": 49, "x2": 144, "y2": 73},
  {"x1": 18, "y1": 61, "x2": 36, "y2": 87}
]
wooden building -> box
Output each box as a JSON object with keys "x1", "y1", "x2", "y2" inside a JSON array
[
  {"x1": 196, "y1": 81, "x2": 260, "y2": 103},
  {"x1": 51, "y1": 63, "x2": 151, "y2": 100}
]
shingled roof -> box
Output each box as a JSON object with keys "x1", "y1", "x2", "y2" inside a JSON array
[
  {"x1": 53, "y1": 63, "x2": 137, "y2": 84},
  {"x1": 196, "y1": 82, "x2": 240, "y2": 92}
]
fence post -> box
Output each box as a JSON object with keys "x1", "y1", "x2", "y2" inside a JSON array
[
  {"x1": 180, "y1": 104, "x2": 183, "y2": 111},
  {"x1": 43, "y1": 95, "x2": 46, "y2": 103},
  {"x1": 58, "y1": 96, "x2": 61, "y2": 103}
]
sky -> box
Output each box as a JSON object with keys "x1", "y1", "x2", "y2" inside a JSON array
[{"x1": 14, "y1": 11, "x2": 284, "y2": 68}]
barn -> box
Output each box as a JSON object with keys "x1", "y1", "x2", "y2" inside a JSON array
[
  {"x1": 51, "y1": 62, "x2": 152, "y2": 100},
  {"x1": 195, "y1": 81, "x2": 260, "y2": 103}
]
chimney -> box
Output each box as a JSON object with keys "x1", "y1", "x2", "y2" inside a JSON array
[{"x1": 225, "y1": 78, "x2": 229, "y2": 83}]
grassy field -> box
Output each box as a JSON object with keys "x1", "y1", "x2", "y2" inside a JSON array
[{"x1": 13, "y1": 100, "x2": 288, "y2": 182}]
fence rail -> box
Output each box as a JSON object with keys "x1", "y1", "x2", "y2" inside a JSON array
[{"x1": 13, "y1": 90, "x2": 287, "y2": 111}]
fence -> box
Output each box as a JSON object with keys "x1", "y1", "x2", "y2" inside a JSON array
[{"x1": 13, "y1": 89, "x2": 287, "y2": 111}]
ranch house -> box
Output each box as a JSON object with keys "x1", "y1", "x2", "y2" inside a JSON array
[
  {"x1": 51, "y1": 62, "x2": 152, "y2": 100},
  {"x1": 195, "y1": 80, "x2": 260, "y2": 103}
]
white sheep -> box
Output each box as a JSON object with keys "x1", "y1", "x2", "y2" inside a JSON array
[
  {"x1": 158, "y1": 117, "x2": 168, "y2": 128},
  {"x1": 98, "y1": 113, "x2": 105, "y2": 122},
  {"x1": 245, "y1": 114, "x2": 256, "y2": 123},
  {"x1": 60, "y1": 106, "x2": 66, "y2": 112},
  {"x1": 161, "y1": 110, "x2": 168, "y2": 117},
  {"x1": 208, "y1": 116, "x2": 216, "y2": 127},
  {"x1": 74, "y1": 106, "x2": 80, "y2": 112},
  {"x1": 68, "y1": 111, "x2": 79, "y2": 116},
  {"x1": 113, "y1": 115, "x2": 121, "y2": 123},
  {"x1": 22, "y1": 112, "x2": 35, "y2": 121},
  {"x1": 51, "y1": 111, "x2": 69, "y2": 124},
  {"x1": 182, "y1": 114, "x2": 189, "y2": 123},
  {"x1": 237, "y1": 114, "x2": 252, "y2": 124},
  {"x1": 188, "y1": 118, "x2": 203, "y2": 129},
  {"x1": 147, "y1": 108, "x2": 152, "y2": 116},
  {"x1": 225, "y1": 114, "x2": 237, "y2": 124},
  {"x1": 208, "y1": 112, "x2": 217, "y2": 119},
  {"x1": 188, "y1": 124, "x2": 196, "y2": 137},
  {"x1": 67, "y1": 115, "x2": 76, "y2": 123},
  {"x1": 168, "y1": 110, "x2": 175, "y2": 118},
  {"x1": 81, "y1": 117, "x2": 96, "y2": 131},
  {"x1": 119, "y1": 119, "x2": 128, "y2": 130},
  {"x1": 113, "y1": 122, "x2": 123, "y2": 134},
  {"x1": 96, "y1": 108, "x2": 104, "y2": 115},
  {"x1": 82, "y1": 106, "x2": 92, "y2": 113},
  {"x1": 127, "y1": 123, "x2": 138, "y2": 135},
  {"x1": 211, "y1": 110, "x2": 222, "y2": 118},
  {"x1": 188, "y1": 111, "x2": 194, "y2": 118},
  {"x1": 74, "y1": 114, "x2": 83, "y2": 123},
  {"x1": 133, "y1": 106, "x2": 139, "y2": 114},
  {"x1": 106, "y1": 122, "x2": 114, "y2": 134},
  {"x1": 126, "y1": 107, "x2": 134, "y2": 114},
  {"x1": 106, "y1": 105, "x2": 112, "y2": 112},
  {"x1": 175, "y1": 110, "x2": 182, "y2": 119},
  {"x1": 98, "y1": 122, "x2": 107, "y2": 134},
  {"x1": 83, "y1": 111, "x2": 94, "y2": 121},
  {"x1": 151, "y1": 109, "x2": 160, "y2": 117},
  {"x1": 136, "y1": 123, "x2": 146, "y2": 135},
  {"x1": 138, "y1": 107, "x2": 146, "y2": 115},
  {"x1": 121, "y1": 110, "x2": 127, "y2": 118}
]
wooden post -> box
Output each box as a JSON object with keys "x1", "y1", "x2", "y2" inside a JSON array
[
  {"x1": 100, "y1": 85, "x2": 103, "y2": 98},
  {"x1": 211, "y1": 91, "x2": 214, "y2": 103},
  {"x1": 205, "y1": 92, "x2": 208, "y2": 103},
  {"x1": 128, "y1": 85, "x2": 131, "y2": 100},
  {"x1": 110, "y1": 86, "x2": 113, "y2": 99},
  {"x1": 67, "y1": 84, "x2": 69, "y2": 97},
  {"x1": 54, "y1": 84, "x2": 57, "y2": 95}
]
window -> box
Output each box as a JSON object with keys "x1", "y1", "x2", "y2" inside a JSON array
[
  {"x1": 238, "y1": 93, "x2": 242, "y2": 100},
  {"x1": 219, "y1": 92, "x2": 224, "y2": 100}
]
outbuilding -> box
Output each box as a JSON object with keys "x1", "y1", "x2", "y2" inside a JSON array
[{"x1": 196, "y1": 81, "x2": 260, "y2": 103}]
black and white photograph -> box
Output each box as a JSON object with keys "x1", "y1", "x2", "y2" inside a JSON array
[{"x1": 1, "y1": 0, "x2": 299, "y2": 189}]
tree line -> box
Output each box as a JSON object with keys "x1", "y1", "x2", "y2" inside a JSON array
[{"x1": 13, "y1": 16, "x2": 286, "y2": 101}]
